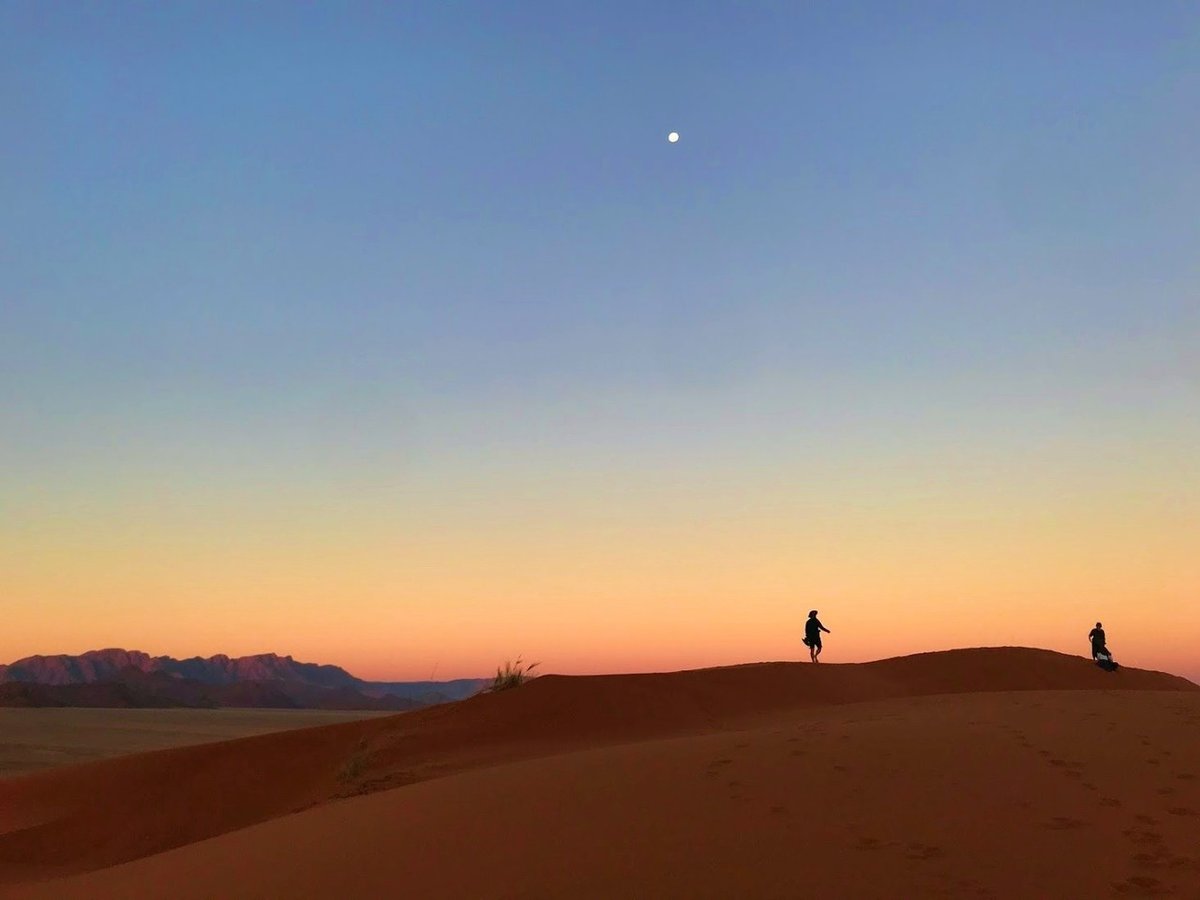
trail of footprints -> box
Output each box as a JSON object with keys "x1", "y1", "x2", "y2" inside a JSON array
[
  {"x1": 701, "y1": 727, "x2": 956, "y2": 883},
  {"x1": 1007, "y1": 718, "x2": 1200, "y2": 895},
  {"x1": 699, "y1": 708, "x2": 1200, "y2": 895}
]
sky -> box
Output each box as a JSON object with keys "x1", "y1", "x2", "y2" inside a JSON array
[{"x1": 2, "y1": 2, "x2": 1197, "y2": 682}]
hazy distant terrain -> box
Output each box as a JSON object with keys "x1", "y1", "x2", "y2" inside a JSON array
[{"x1": 0, "y1": 708, "x2": 393, "y2": 777}]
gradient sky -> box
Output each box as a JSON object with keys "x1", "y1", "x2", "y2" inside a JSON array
[{"x1": 2, "y1": 2, "x2": 1197, "y2": 682}]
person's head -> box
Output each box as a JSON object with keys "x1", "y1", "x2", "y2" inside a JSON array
[
  {"x1": 1096, "y1": 621, "x2": 1102, "y2": 628},
  {"x1": 809, "y1": 610, "x2": 818, "y2": 618}
]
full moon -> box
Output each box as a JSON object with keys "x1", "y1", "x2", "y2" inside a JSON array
[{"x1": 667, "y1": 132, "x2": 679, "y2": 143}]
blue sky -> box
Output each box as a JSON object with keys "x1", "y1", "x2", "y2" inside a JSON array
[
  {"x1": 4, "y1": 0, "x2": 1197, "y2": 480},
  {"x1": 5, "y1": 4, "x2": 1195, "y2": 419}
]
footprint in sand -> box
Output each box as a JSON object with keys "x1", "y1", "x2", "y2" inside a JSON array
[
  {"x1": 1131, "y1": 847, "x2": 1169, "y2": 868},
  {"x1": 1046, "y1": 816, "x2": 1086, "y2": 830},
  {"x1": 705, "y1": 758, "x2": 733, "y2": 777},
  {"x1": 1165, "y1": 807, "x2": 1197, "y2": 817},
  {"x1": 1122, "y1": 827, "x2": 1164, "y2": 847},
  {"x1": 1100, "y1": 798, "x2": 1122, "y2": 807},
  {"x1": 1112, "y1": 874, "x2": 1170, "y2": 895},
  {"x1": 904, "y1": 841, "x2": 945, "y2": 860}
]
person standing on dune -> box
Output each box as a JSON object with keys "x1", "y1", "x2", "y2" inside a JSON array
[
  {"x1": 803, "y1": 610, "x2": 831, "y2": 663},
  {"x1": 1088, "y1": 621, "x2": 1110, "y2": 662}
]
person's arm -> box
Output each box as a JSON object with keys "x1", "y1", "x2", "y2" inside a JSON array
[{"x1": 821, "y1": 622, "x2": 831, "y2": 633}]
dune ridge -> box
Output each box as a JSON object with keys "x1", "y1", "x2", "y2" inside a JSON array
[{"x1": 1, "y1": 647, "x2": 1195, "y2": 891}]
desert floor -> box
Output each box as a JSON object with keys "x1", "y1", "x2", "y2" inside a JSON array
[
  {"x1": 2, "y1": 648, "x2": 1198, "y2": 899},
  {"x1": 0, "y1": 708, "x2": 392, "y2": 777}
]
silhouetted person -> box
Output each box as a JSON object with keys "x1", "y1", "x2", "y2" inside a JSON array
[
  {"x1": 804, "y1": 610, "x2": 831, "y2": 663},
  {"x1": 1088, "y1": 621, "x2": 1109, "y2": 661}
]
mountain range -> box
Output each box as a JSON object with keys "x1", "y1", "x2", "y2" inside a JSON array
[{"x1": 0, "y1": 649, "x2": 487, "y2": 710}]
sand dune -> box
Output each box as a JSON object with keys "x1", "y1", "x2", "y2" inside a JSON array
[{"x1": 2, "y1": 648, "x2": 1197, "y2": 898}]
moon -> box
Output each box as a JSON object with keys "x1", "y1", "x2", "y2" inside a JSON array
[{"x1": 667, "y1": 132, "x2": 679, "y2": 143}]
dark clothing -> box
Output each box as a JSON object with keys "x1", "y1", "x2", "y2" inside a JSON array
[
  {"x1": 805, "y1": 618, "x2": 829, "y2": 644},
  {"x1": 1089, "y1": 627, "x2": 1107, "y2": 652}
]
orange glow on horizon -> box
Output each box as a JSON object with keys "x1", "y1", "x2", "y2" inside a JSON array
[{"x1": 5, "y1": 435, "x2": 1196, "y2": 686}]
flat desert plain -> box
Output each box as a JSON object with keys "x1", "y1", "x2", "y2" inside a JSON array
[
  {"x1": 2, "y1": 648, "x2": 1199, "y2": 899},
  {"x1": 0, "y1": 708, "x2": 392, "y2": 777}
]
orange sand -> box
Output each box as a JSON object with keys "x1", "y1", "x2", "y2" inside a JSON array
[{"x1": 2, "y1": 647, "x2": 1197, "y2": 898}]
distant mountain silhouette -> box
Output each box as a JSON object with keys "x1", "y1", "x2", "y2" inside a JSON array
[
  {"x1": 0, "y1": 649, "x2": 487, "y2": 709},
  {"x1": 0, "y1": 649, "x2": 359, "y2": 688}
]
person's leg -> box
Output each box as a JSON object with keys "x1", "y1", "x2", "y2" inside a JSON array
[{"x1": 814, "y1": 644, "x2": 822, "y2": 663}]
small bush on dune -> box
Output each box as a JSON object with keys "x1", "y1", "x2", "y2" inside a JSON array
[
  {"x1": 490, "y1": 658, "x2": 539, "y2": 692},
  {"x1": 337, "y1": 738, "x2": 369, "y2": 784}
]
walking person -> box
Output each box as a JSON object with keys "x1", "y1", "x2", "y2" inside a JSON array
[{"x1": 803, "y1": 610, "x2": 831, "y2": 663}]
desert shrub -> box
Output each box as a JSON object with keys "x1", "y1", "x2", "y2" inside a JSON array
[
  {"x1": 337, "y1": 738, "x2": 369, "y2": 783},
  {"x1": 490, "y1": 658, "x2": 539, "y2": 692}
]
